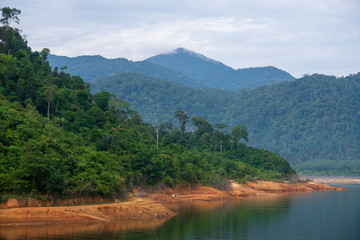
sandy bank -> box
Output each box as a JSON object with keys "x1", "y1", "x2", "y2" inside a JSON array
[
  {"x1": 0, "y1": 198, "x2": 175, "y2": 225},
  {"x1": 149, "y1": 181, "x2": 345, "y2": 204},
  {"x1": 0, "y1": 181, "x2": 345, "y2": 225}
]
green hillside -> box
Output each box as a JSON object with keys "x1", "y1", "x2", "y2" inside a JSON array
[
  {"x1": 0, "y1": 11, "x2": 294, "y2": 199},
  {"x1": 91, "y1": 72, "x2": 360, "y2": 175},
  {"x1": 91, "y1": 72, "x2": 233, "y2": 126},
  {"x1": 145, "y1": 48, "x2": 295, "y2": 90}
]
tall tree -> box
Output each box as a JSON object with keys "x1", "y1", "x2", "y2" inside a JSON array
[
  {"x1": 0, "y1": 7, "x2": 21, "y2": 31},
  {"x1": 231, "y1": 124, "x2": 249, "y2": 144},
  {"x1": 192, "y1": 116, "x2": 213, "y2": 135},
  {"x1": 174, "y1": 110, "x2": 190, "y2": 133},
  {"x1": 214, "y1": 123, "x2": 228, "y2": 153}
]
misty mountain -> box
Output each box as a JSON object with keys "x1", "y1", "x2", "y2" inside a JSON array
[
  {"x1": 48, "y1": 54, "x2": 205, "y2": 88},
  {"x1": 49, "y1": 48, "x2": 295, "y2": 91},
  {"x1": 145, "y1": 48, "x2": 295, "y2": 90}
]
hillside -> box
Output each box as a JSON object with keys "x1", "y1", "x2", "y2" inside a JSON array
[
  {"x1": 0, "y1": 21, "x2": 295, "y2": 199},
  {"x1": 49, "y1": 48, "x2": 294, "y2": 91},
  {"x1": 90, "y1": 72, "x2": 233, "y2": 126},
  {"x1": 48, "y1": 54, "x2": 205, "y2": 88},
  {"x1": 91, "y1": 72, "x2": 360, "y2": 175},
  {"x1": 145, "y1": 48, "x2": 295, "y2": 90}
]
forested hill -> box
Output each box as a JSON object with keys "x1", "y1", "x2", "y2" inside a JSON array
[
  {"x1": 145, "y1": 48, "x2": 295, "y2": 90},
  {"x1": 145, "y1": 48, "x2": 233, "y2": 78},
  {"x1": 91, "y1": 72, "x2": 360, "y2": 175},
  {"x1": 49, "y1": 49, "x2": 295, "y2": 91},
  {"x1": 48, "y1": 54, "x2": 205, "y2": 88},
  {"x1": 0, "y1": 17, "x2": 295, "y2": 199},
  {"x1": 91, "y1": 72, "x2": 234, "y2": 125}
]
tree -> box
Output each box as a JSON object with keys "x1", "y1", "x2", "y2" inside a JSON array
[
  {"x1": 231, "y1": 124, "x2": 248, "y2": 144},
  {"x1": 192, "y1": 116, "x2": 213, "y2": 135},
  {"x1": 0, "y1": 7, "x2": 21, "y2": 31},
  {"x1": 40, "y1": 48, "x2": 50, "y2": 62},
  {"x1": 174, "y1": 110, "x2": 190, "y2": 133},
  {"x1": 94, "y1": 91, "x2": 111, "y2": 111},
  {"x1": 214, "y1": 123, "x2": 228, "y2": 153},
  {"x1": 43, "y1": 83, "x2": 57, "y2": 119}
]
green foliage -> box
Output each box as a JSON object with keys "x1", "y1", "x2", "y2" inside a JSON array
[
  {"x1": 0, "y1": 23, "x2": 295, "y2": 199},
  {"x1": 174, "y1": 110, "x2": 190, "y2": 133},
  {"x1": 90, "y1": 71, "x2": 360, "y2": 175},
  {"x1": 192, "y1": 116, "x2": 213, "y2": 135},
  {"x1": 0, "y1": 7, "x2": 21, "y2": 30},
  {"x1": 231, "y1": 125, "x2": 248, "y2": 143}
]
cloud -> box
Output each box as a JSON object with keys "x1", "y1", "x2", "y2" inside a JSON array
[{"x1": 2, "y1": 0, "x2": 360, "y2": 77}]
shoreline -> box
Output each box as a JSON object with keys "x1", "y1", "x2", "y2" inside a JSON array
[
  {"x1": 299, "y1": 176, "x2": 360, "y2": 185},
  {"x1": 0, "y1": 181, "x2": 346, "y2": 226}
]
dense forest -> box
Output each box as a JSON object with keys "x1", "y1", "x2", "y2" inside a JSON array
[
  {"x1": 91, "y1": 72, "x2": 360, "y2": 176},
  {"x1": 0, "y1": 9, "x2": 295, "y2": 200}
]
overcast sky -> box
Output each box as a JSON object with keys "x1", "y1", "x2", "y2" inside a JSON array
[{"x1": 2, "y1": 0, "x2": 360, "y2": 77}]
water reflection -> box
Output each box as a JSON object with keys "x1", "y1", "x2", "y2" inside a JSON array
[
  {"x1": 1, "y1": 187, "x2": 359, "y2": 240},
  {"x1": 0, "y1": 197, "x2": 290, "y2": 240},
  {"x1": 157, "y1": 196, "x2": 292, "y2": 240},
  {"x1": 0, "y1": 218, "x2": 169, "y2": 239}
]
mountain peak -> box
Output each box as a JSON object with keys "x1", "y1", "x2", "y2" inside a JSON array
[
  {"x1": 167, "y1": 48, "x2": 222, "y2": 64},
  {"x1": 146, "y1": 48, "x2": 233, "y2": 79}
]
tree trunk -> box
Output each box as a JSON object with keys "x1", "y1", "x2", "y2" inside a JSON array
[{"x1": 156, "y1": 127, "x2": 159, "y2": 149}]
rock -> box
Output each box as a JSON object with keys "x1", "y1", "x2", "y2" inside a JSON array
[
  {"x1": 7, "y1": 199, "x2": 20, "y2": 208},
  {"x1": 28, "y1": 198, "x2": 42, "y2": 207}
]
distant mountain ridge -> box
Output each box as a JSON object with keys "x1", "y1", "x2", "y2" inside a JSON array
[
  {"x1": 145, "y1": 48, "x2": 295, "y2": 90},
  {"x1": 49, "y1": 48, "x2": 295, "y2": 91},
  {"x1": 48, "y1": 54, "x2": 205, "y2": 88}
]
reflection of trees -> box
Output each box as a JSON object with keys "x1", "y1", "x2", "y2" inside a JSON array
[
  {"x1": 0, "y1": 217, "x2": 170, "y2": 239},
  {"x1": 0, "y1": 197, "x2": 292, "y2": 239},
  {"x1": 156, "y1": 197, "x2": 292, "y2": 239}
]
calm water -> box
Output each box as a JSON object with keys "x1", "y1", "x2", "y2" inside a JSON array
[{"x1": 1, "y1": 185, "x2": 359, "y2": 240}]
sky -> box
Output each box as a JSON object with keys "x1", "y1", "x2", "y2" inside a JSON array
[{"x1": 2, "y1": 0, "x2": 360, "y2": 78}]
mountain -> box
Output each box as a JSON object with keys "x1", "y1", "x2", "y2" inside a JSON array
[
  {"x1": 145, "y1": 48, "x2": 295, "y2": 90},
  {"x1": 49, "y1": 48, "x2": 295, "y2": 92},
  {"x1": 91, "y1": 72, "x2": 360, "y2": 175},
  {"x1": 145, "y1": 48, "x2": 233, "y2": 78},
  {"x1": 48, "y1": 54, "x2": 205, "y2": 88}
]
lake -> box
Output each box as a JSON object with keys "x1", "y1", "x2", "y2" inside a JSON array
[{"x1": 1, "y1": 185, "x2": 359, "y2": 239}]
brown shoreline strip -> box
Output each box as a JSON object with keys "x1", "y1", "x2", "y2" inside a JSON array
[{"x1": 0, "y1": 181, "x2": 346, "y2": 226}]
